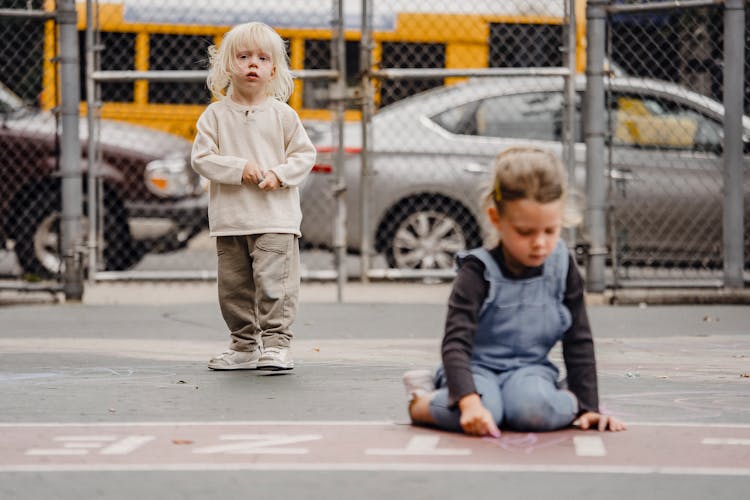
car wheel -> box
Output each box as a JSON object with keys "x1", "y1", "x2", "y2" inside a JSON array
[
  {"x1": 381, "y1": 197, "x2": 482, "y2": 270},
  {"x1": 12, "y1": 185, "x2": 141, "y2": 279}
]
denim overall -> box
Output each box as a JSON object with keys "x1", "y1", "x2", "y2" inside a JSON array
[{"x1": 429, "y1": 239, "x2": 579, "y2": 432}]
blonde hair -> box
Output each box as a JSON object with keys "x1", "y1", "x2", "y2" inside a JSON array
[
  {"x1": 206, "y1": 22, "x2": 294, "y2": 101},
  {"x1": 487, "y1": 146, "x2": 568, "y2": 214}
]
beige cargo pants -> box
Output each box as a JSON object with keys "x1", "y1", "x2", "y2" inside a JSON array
[{"x1": 216, "y1": 233, "x2": 300, "y2": 351}]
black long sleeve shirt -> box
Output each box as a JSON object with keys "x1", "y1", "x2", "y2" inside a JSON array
[{"x1": 441, "y1": 245, "x2": 599, "y2": 414}]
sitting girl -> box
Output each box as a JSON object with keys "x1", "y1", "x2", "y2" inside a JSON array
[{"x1": 404, "y1": 146, "x2": 626, "y2": 436}]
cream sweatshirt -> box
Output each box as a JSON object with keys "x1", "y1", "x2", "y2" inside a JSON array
[{"x1": 191, "y1": 97, "x2": 316, "y2": 237}]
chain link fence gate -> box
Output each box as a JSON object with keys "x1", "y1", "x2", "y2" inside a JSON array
[
  {"x1": 81, "y1": 0, "x2": 342, "y2": 283},
  {"x1": 0, "y1": 0, "x2": 74, "y2": 296},
  {"x1": 0, "y1": 0, "x2": 345, "y2": 291},
  {"x1": 598, "y1": 0, "x2": 748, "y2": 290},
  {"x1": 333, "y1": 0, "x2": 580, "y2": 283}
]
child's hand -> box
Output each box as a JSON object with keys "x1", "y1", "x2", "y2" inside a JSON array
[
  {"x1": 458, "y1": 393, "x2": 501, "y2": 438},
  {"x1": 575, "y1": 412, "x2": 627, "y2": 432},
  {"x1": 242, "y1": 162, "x2": 265, "y2": 185},
  {"x1": 258, "y1": 171, "x2": 281, "y2": 191}
]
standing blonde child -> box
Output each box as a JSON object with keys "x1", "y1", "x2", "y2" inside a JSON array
[
  {"x1": 403, "y1": 147, "x2": 626, "y2": 435},
  {"x1": 191, "y1": 22, "x2": 316, "y2": 371}
]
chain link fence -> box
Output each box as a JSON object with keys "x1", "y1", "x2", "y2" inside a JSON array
[
  {"x1": 1, "y1": 0, "x2": 63, "y2": 291},
  {"x1": 1, "y1": 0, "x2": 747, "y2": 296},
  {"x1": 603, "y1": 0, "x2": 749, "y2": 287},
  {"x1": 302, "y1": 0, "x2": 578, "y2": 282}
]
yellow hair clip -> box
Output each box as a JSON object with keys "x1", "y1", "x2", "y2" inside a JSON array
[{"x1": 494, "y1": 179, "x2": 502, "y2": 202}]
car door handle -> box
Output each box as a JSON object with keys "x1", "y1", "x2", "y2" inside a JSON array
[{"x1": 463, "y1": 162, "x2": 487, "y2": 175}]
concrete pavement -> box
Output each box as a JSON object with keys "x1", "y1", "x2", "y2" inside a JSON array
[{"x1": 0, "y1": 281, "x2": 749, "y2": 499}]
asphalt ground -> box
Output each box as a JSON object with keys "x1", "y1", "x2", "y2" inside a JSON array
[{"x1": 0, "y1": 282, "x2": 749, "y2": 499}]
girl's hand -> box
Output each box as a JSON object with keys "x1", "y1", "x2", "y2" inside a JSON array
[
  {"x1": 258, "y1": 171, "x2": 281, "y2": 191},
  {"x1": 458, "y1": 393, "x2": 501, "y2": 438},
  {"x1": 575, "y1": 412, "x2": 627, "y2": 432}
]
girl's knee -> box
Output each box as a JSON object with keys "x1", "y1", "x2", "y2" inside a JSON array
[
  {"x1": 504, "y1": 399, "x2": 572, "y2": 431},
  {"x1": 503, "y1": 386, "x2": 577, "y2": 432}
]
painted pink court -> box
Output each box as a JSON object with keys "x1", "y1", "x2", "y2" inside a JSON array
[{"x1": 1, "y1": 421, "x2": 749, "y2": 474}]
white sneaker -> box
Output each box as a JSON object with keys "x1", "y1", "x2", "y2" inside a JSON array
[
  {"x1": 208, "y1": 349, "x2": 262, "y2": 370},
  {"x1": 402, "y1": 369, "x2": 434, "y2": 401},
  {"x1": 257, "y1": 346, "x2": 294, "y2": 371}
]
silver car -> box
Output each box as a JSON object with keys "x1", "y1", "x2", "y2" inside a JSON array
[{"x1": 301, "y1": 76, "x2": 750, "y2": 270}]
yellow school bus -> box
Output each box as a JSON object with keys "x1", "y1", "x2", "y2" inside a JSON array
[{"x1": 42, "y1": 0, "x2": 587, "y2": 140}]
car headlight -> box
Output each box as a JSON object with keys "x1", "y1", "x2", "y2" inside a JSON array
[{"x1": 145, "y1": 154, "x2": 202, "y2": 197}]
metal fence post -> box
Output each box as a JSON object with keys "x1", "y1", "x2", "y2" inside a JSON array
[
  {"x1": 562, "y1": 0, "x2": 578, "y2": 248},
  {"x1": 332, "y1": 0, "x2": 347, "y2": 301},
  {"x1": 85, "y1": 0, "x2": 101, "y2": 282},
  {"x1": 584, "y1": 0, "x2": 609, "y2": 292},
  {"x1": 723, "y1": 0, "x2": 745, "y2": 289},
  {"x1": 359, "y1": 0, "x2": 374, "y2": 283},
  {"x1": 58, "y1": 0, "x2": 84, "y2": 300}
]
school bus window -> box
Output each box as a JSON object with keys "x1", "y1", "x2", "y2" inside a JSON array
[
  {"x1": 489, "y1": 23, "x2": 563, "y2": 68},
  {"x1": 77, "y1": 31, "x2": 136, "y2": 102},
  {"x1": 302, "y1": 39, "x2": 360, "y2": 110},
  {"x1": 302, "y1": 39, "x2": 360, "y2": 86},
  {"x1": 0, "y1": 15, "x2": 43, "y2": 103},
  {"x1": 149, "y1": 34, "x2": 212, "y2": 105},
  {"x1": 380, "y1": 42, "x2": 445, "y2": 107}
]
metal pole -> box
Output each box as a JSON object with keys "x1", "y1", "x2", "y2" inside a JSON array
[
  {"x1": 563, "y1": 0, "x2": 577, "y2": 174},
  {"x1": 58, "y1": 0, "x2": 84, "y2": 301},
  {"x1": 370, "y1": 67, "x2": 570, "y2": 80},
  {"x1": 0, "y1": 8, "x2": 56, "y2": 19},
  {"x1": 606, "y1": 0, "x2": 724, "y2": 14},
  {"x1": 562, "y1": 0, "x2": 577, "y2": 248},
  {"x1": 359, "y1": 0, "x2": 373, "y2": 282},
  {"x1": 584, "y1": 0, "x2": 609, "y2": 292},
  {"x1": 85, "y1": 0, "x2": 98, "y2": 281},
  {"x1": 91, "y1": 69, "x2": 337, "y2": 82},
  {"x1": 332, "y1": 0, "x2": 347, "y2": 301},
  {"x1": 723, "y1": 0, "x2": 745, "y2": 288},
  {"x1": 605, "y1": 13, "x2": 619, "y2": 290}
]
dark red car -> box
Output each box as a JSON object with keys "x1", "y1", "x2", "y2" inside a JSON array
[{"x1": 0, "y1": 82, "x2": 207, "y2": 278}]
